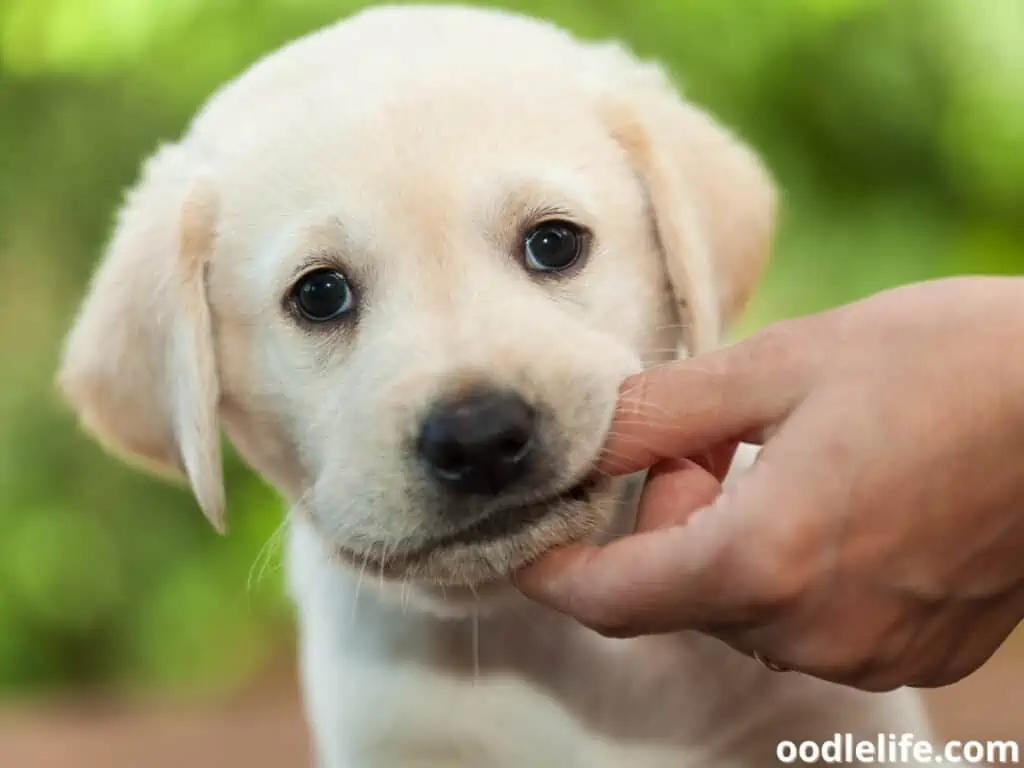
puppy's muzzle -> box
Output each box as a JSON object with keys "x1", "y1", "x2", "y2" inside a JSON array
[{"x1": 417, "y1": 388, "x2": 535, "y2": 496}]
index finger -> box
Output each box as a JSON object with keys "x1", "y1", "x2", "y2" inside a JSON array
[{"x1": 596, "y1": 337, "x2": 798, "y2": 477}]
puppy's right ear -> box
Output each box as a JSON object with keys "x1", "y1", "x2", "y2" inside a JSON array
[
  {"x1": 592, "y1": 47, "x2": 777, "y2": 355},
  {"x1": 57, "y1": 144, "x2": 226, "y2": 532}
]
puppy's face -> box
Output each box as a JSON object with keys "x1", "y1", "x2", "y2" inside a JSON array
[
  {"x1": 57, "y1": 7, "x2": 776, "y2": 595},
  {"x1": 210, "y1": 83, "x2": 674, "y2": 587}
]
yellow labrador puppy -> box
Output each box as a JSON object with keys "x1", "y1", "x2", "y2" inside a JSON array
[{"x1": 59, "y1": 5, "x2": 934, "y2": 766}]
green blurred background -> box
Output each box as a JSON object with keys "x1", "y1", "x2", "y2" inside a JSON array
[{"x1": 1, "y1": 0, "x2": 1022, "y2": 703}]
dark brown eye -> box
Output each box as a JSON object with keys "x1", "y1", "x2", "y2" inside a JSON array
[
  {"x1": 523, "y1": 221, "x2": 584, "y2": 272},
  {"x1": 292, "y1": 269, "x2": 354, "y2": 322}
]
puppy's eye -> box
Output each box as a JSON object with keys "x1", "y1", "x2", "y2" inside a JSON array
[
  {"x1": 292, "y1": 269, "x2": 355, "y2": 322},
  {"x1": 523, "y1": 221, "x2": 584, "y2": 273}
]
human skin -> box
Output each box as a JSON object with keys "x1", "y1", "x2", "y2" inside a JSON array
[{"x1": 517, "y1": 276, "x2": 1024, "y2": 692}]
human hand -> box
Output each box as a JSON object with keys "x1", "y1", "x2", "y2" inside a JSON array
[{"x1": 517, "y1": 276, "x2": 1024, "y2": 691}]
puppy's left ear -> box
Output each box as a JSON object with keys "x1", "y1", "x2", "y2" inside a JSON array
[{"x1": 597, "y1": 55, "x2": 778, "y2": 354}]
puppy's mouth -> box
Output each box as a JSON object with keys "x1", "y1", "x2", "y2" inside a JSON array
[
  {"x1": 432, "y1": 475, "x2": 601, "y2": 550},
  {"x1": 332, "y1": 474, "x2": 606, "y2": 577}
]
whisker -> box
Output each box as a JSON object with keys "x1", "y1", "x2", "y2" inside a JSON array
[
  {"x1": 641, "y1": 346, "x2": 688, "y2": 357},
  {"x1": 603, "y1": 422, "x2": 669, "y2": 433},
  {"x1": 378, "y1": 542, "x2": 388, "y2": 594},
  {"x1": 471, "y1": 605, "x2": 481, "y2": 687},
  {"x1": 400, "y1": 575, "x2": 411, "y2": 614},
  {"x1": 349, "y1": 545, "x2": 371, "y2": 628},
  {"x1": 246, "y1": 511, "x2": 291, "y2": 598},
  {"x1": 597, "y1": 431, "x2": 650, "y2": 447},
  {"x1": 244, "y1": 486, "x2": 325, "y2": 609},
  {"x1": 650, "y1": 320, "x2": 691, "y2": 335}
]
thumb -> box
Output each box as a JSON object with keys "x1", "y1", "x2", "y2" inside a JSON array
[
  {"x1": 598, "y1": 326, "x2": 811, "y2": 477},
  {"x1": 517, "y1": 453, "x2": 787, "y2": 637},
  {"x1": 517, "y1": 480, "x2": 749, "y2": 637}
]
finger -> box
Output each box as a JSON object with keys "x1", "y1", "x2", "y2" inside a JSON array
[
  {"x1": 519, "y1": 424, "x2": 822, "y2": 638},
  {"x1": 598, "y1": 326, "x2": 812, "y2": 477},
  {"x1": 633, "y1": 458, "x2": 724, "y2": 531},
  {"x1": 519, "y1": 459, "x2": 721, "y2": 590},
  {"x1": 519, "y1": 460, "x2": 720, "y2": 591},
  {"x1": 691, "y1": 441, "x2": 740, "y2": 484},
  {"x1": 516, "y1": 485, "x2": 752, "y2": 637}
]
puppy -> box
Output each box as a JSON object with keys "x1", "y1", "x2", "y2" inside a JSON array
[{"x1": 58, "y1": 5, "x2": 935, "y2": 766}]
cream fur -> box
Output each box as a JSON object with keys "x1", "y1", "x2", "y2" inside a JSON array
[{"x1": 58, "y1": 5, "x2": 934, "y2": 766}]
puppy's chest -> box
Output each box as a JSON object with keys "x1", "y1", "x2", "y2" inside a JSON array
[
  {"x1": 335, "y1": 669, "x2": 720, "y2": 768},
  {"x1": 314, "y1": 618, "x2": 762, "y2": 768}
]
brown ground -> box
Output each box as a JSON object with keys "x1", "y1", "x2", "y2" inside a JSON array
[{"x1": 1, "y1": 643, "x2": 1020, "y2": 768}]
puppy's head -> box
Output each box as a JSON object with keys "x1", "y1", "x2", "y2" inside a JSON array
[{"x1": 57, "y1": 6, "x2": 775, "y2": 599}]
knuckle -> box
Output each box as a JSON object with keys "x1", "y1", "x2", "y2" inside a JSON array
[
  {"x1": 784, "y1": 627, "x2": 878, "y2": 683},
  {"x1": 740, "y1": 546, "x2": 811, "y2": 619},
  {"x1": 738, "y1": 508, "x2": 829, "y2": 620},
  {"x1": 806, "y1": 639, "x2": 895, "y2": 688}
]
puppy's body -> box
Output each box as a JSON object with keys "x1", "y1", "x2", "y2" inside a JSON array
[{"x1": 59, "y1": 5, "x2": 935, "y2": 766}]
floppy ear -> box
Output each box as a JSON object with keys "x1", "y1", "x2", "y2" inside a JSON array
[
  {"x1": 599, "y1": 59, "x2": 778, "y2": 354},
  {"x1": 57, "y1": 144, "x2": 226, "y2": 531}
]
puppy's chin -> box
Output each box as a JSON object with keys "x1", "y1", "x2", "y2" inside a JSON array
[{"x1": 329, "y1": 478, "x2": 628, "y2": 616}]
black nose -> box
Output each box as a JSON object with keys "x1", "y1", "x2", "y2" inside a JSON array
[{"x1": 417, "y1": 390, "x2": 536, "y2": 495}]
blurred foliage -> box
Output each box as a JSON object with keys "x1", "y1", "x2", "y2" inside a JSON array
[{"x1": 0, "y1": 0, "x2": 1021, "y2": 697}]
